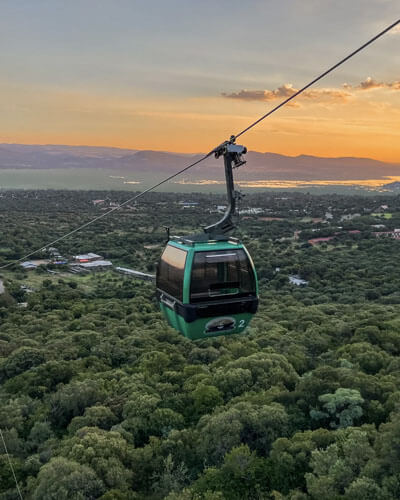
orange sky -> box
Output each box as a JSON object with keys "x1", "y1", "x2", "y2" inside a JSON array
[
  {"x1": 0, "y1": 3, "x2": 399, "y2": 162},
  {"x1": 2, "y1": 80, "x2": 399, "y2": 162}
]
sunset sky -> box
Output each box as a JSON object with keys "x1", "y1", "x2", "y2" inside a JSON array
[{"x1": 0, "y1": 1, "x2": 399, "y2": 161}]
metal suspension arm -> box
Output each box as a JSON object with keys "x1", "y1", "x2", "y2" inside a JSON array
[{"x1": 204, "y1": 139, "x2": 247, "y2": 236}]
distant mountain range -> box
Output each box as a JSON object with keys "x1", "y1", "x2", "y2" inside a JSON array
[
  {"x1": 382, "y1": 181, "x2": 400, "y2": 190},
  {"x1": 1, "y1": 143, "x2": 399, "y2": 182}
]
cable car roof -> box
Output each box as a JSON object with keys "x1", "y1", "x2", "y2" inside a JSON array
[{"x1": 167, "y1": 237, "x2": 243, "y2": 252}]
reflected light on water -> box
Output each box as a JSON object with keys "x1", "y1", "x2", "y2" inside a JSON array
[{"x1": 174, "y1": 176, "x2": 400, "y2": 189}]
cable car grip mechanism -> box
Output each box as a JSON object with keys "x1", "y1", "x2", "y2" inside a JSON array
[{"x1": 204, "y1": 136, "x2": 247, "y2": 236}]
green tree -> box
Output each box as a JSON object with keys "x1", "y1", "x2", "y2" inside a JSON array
[
  {"x1": 192, "y1": 445, "x2": 268, "y2": 500},
  {"x1": 1, "y1": 347, "x2": 45, "y2": 381},
  {"x1": 305, "y1": 429, "x2": 375, "y2": 498},
  {"x1": 310, "y1": 388, "x2": 364, "y2": 428},
  {"x1": 68, "y1": 406, "x2": 118, "y2": 434},
  {"x1": 345, "y1": 477, "x2": 387, "y2": 500},
  {"x1": 191, "y1": 384, "x2": 223, "y2": 418},
  {"x1": 49, "y1": 379, "x2": 106, "y2": 428},
  {"x1": 32, "y1": 457, "x2": 105, "y2": 500},
  {"x1": 60, "y1": 427, "x2": 134, "y2": 491},
  {"x1": 268, "y1": 428, "x2": 334, "y2": 494}
]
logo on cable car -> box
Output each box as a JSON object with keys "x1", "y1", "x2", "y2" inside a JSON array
[{"x1": 204, "y1": 316, "x2": 236, "y2": 334}]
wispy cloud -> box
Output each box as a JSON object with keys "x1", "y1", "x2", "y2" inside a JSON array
[
  {"x1": 222, "y1": 84, "x2": 351, "y2": 103},
  {"x1": 344, "y1": 76, "x2": 400, "y2": 91},
  {"x1": 222, "y1": 77, "x2": 400, "y2": 104},
  {"x1": 222, "y1": 84, "x2": 296, "y2": 101}
]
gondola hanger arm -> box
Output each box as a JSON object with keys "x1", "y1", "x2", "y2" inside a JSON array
[{"x1": 204, "y1": 138, "x2": 247, "y2": 236}]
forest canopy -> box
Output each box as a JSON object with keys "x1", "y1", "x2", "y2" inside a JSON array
[{"x1": 1, "y1": 189, "x2": 400, "y2": 499}]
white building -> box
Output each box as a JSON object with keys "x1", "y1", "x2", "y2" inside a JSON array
[
  {"x1": 74, "y1": 253, "x2": 103, "y2": 263},
  {"x1": 115, "y1": 267, "x2": 155, "y2": 281},
  {"x1": 239, "y1": 208, "x2": 263, "y2": 215},
  {"x1": 289, "y1": 275, "x2": 308, "y2": 286},
  {"x1": 79, "y1": 260, "x2": 113, "y2": 270}
]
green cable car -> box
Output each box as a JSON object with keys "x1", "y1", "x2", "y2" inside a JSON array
[
  {"x1": 156, "y1": 140, "x2": 259, "y2": 340},
  {"x1": 156, "y1": 236, "x2": 258, "y2": 340}
]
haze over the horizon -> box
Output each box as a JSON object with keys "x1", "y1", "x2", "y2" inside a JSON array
[{"x1": 0, "y1": 1, "x2": 399, "y2": 162}]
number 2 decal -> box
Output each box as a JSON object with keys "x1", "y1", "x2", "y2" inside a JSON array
[{"x1": 238, "y1": 319, "x2": 246, "y2": 328}]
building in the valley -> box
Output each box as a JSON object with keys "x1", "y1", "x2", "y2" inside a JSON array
[
  {"x1": 21, "y1": 261, "x2": 38, "y2": 270},
  {"x1": 52, "y1": 259, "x2": 68, "y2": 265},
  {"x1": 289, "y1": 275, "x2": 309, "y2": 286},
  {"x1": 115, "y1": 267, "x2": 155, "y2": 281},
  {"x1": 179, "y1": 201, "x2": 199, "y2": 209},
  {"x1": 239, "y1": 208, "x2": 263, "y2": 215},
  {"x1": 69, "y1": 265, "x2": 89, "y2": 274},
  {"x1": 308, "y1": 236, "x2": 335, "y2": 246},
  {"x1": 47, "y1": 247, "x2": 61, "y2": 256},
  {"x1": 340, "y1": 213, "x2": 361, "y2": 221},
  {"x1": 20, "y1": 259, "x2": 50, "y2": 270},
  {"x1": 373, "y1": 230, "x2": 400, "y2": 240},
  {"x1": 74, "y1": 253, "x2": 103, "y2": 263},
  {"x1": 78, "y1": 260, "x2": 113, "y2": 270}
]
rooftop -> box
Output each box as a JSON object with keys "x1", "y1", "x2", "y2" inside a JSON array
[
  {"x1": 289, "y1": 275, "x2": 308, "y2": 286},
  {"x1": 79, "y1": 260, "x2": 113, "y2": 268},
  {"x1": 74, "y1": 253, "x2": 103, "y2": 261}
]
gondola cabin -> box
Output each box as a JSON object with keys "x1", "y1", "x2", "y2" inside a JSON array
[{"x1": 156, "y1": 236, "x2": 258, "y2": 340}]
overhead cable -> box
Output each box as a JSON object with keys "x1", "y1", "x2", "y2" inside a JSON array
[{"x1": 0, "y1": 428, "x2": 23, "y2": 500}]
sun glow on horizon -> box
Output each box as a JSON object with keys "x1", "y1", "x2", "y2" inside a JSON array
[
  {"x1": 174, "y1": 176, "x2": 400, "y2": 189},
  {"x1": 1, "y1": 81, "x2": 399, "y2": 163},
  {"x1": 0, "y1": 3, "x2": 399, "y2": 164}
]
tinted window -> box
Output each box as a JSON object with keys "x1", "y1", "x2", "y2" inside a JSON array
[
  {"x1": 190, "y1": 249, "x2": 255, "y2": 302},
  {"x1": 157, "y1": 245, "x2": 187, "y2": 301}
]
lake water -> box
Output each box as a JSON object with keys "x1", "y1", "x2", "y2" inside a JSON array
[{"x1": 1, "y1": 168, "x2": 400, "y2": 193}]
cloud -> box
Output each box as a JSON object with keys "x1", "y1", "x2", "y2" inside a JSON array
[
  {"x1": 222, "y1": 77, "x2": 400, "y2": 104},
  {"x1": 360, "y1": 77, "x2": 385, "y2": 90},
  {"x1": 221, "y1": 85, "x2": 295, "y2": 101},
  {"x1": 302, "y1": 88, "x2": 351, "y2": 100},
  {"x1": 345, "y1": 77, "x2": 400, "y2": 91},
  {"x1": 222, "y1": 84, "x2": 350, "y2": 103}
]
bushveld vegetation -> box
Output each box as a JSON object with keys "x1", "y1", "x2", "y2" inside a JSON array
[{"x1": 1, "y1": 189, "x2": 400, "y2": 499}]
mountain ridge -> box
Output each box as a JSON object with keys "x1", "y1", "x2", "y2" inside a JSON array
[{"x1": 0, "y1": 144, "x2": 399, "y2": 181}]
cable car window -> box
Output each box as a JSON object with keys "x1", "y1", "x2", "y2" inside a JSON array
[
  {"x1": 157, "y1": 245, "x2": 187, "y2": 301},
  {"x1": 190, "y1": 249, "x2": 255, "y2": 302}
]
